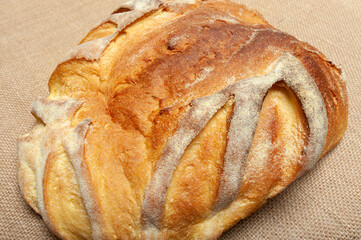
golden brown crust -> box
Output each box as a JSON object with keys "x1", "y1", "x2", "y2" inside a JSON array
[{"x1": 18, "y1": 0, "x2": 348, "y2": 239}]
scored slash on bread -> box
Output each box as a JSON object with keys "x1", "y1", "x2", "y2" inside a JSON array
[
  {"x1": 17, "y1": 0, "x2": 347, "y2": 239},
  {"x1": 142, "y1": 52, "x2": 329, "y2": 236}
]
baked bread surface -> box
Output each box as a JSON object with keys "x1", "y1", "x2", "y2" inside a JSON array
[{"x1": 17, "y1": 0, "x2": 348, "y2": 239}]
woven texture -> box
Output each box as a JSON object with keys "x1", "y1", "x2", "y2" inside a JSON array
[{"x1": 0, "y1": 0, "x2": 360, "y2": 239}]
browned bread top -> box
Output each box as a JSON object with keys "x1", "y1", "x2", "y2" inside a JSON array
[{"x1": 17, "y1": 0, "x2": 347, "y2": 239}]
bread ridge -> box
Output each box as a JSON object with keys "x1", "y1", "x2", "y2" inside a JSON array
[{"x1": 18, "y1": 0, "x2": 348, "y2": 239}]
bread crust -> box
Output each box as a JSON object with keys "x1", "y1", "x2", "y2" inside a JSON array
[{"x1": 18, "y1": 0, "x2": 347, "y2": 239}]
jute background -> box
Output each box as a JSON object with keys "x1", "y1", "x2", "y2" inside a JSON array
[{"x1": 0, "y1": 0, "x2": 360, "y2": 239}]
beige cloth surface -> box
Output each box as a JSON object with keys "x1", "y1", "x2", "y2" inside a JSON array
[{"x1": 0, "y1": 0, "x2": 360, "y2": 239}]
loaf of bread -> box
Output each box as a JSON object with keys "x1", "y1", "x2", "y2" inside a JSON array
[{"x1": 17, "y1": 0, "x2": 348, "y2": 239}]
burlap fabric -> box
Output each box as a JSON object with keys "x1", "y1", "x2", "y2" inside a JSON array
[{"x1": 1, "y1": 0, "x2": 360, "y2": 239}]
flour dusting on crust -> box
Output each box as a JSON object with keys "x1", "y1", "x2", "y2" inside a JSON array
[
  {"x1": 142, "y1": 91, "x2": 229, "y2": 232},
  {"x1": 31, "y1": 98, "x2": 82, "y2": 124},
  {"x1": 17, "y1": 123, "x2": 45, "y2": 213},
  {"x1": 62, "y1": 120, "x2": 101, "y2": 238},
  {"x1": 18, "y1": 98, "x2": 86, "y2": 235},
  {"x1": 66, "y1": 0, "x2": 161, "y2": 62}
]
